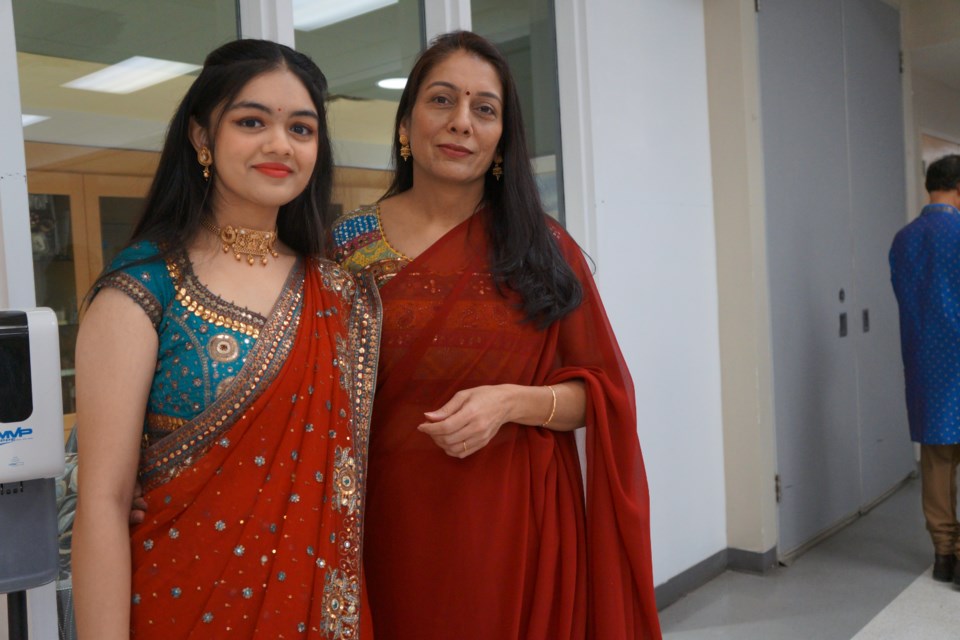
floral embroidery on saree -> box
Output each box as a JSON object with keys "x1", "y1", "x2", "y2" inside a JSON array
[
  {"x1": 320, "y1": 268, "x2": 380, "y2": 639},
  {"x1": 332, "y1": 205, "x2": 409, "y2": 289}
]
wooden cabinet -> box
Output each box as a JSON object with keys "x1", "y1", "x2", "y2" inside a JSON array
[{"x1": 27, "y1": 171, "x2": 151, "y2": 439}]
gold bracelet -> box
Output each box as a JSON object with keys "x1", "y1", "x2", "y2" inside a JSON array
[{"x1": 541, "y1": 385, "x2": 557, "y2": 427}]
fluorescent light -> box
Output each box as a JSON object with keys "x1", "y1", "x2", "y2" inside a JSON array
[
  {"x1": 62, "y1": 56, "x2": 201, "y2": 94},
  {"x1": 377, "y1": 77, "x2": 407, "y2": 90},
  {"x1": 21, "y1": 114, "x2": 49, "y2": 127},
  {"x1": 293, "y1": 0, "x2": 398, "y2": 31}
]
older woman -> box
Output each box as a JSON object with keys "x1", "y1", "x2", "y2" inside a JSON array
[{"x1": 333, "y1": 31, "x2": 661, "y2": 639}]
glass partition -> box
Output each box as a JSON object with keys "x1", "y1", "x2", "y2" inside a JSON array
[
  {"x1": 472, "y1": 0, "x2": 564, "y2": 220},
  {"x1": 13, "y1": 0, "x2": 239, "y2": 428},
  {"x1": 294, "y1": 0, "x2": 424, "y2": 212}
]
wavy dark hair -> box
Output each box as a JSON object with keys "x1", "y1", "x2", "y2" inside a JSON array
[
  {"x1": 383, "y1": 31, "x2": 581, "y2": 327},
  {"x1": 93, "y1": 39, "x2": 333, "y2": 290}
]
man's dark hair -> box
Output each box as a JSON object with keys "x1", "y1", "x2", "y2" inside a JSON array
[{"x1": 925, "y1": 154, "x2": 960, "y2": 193}]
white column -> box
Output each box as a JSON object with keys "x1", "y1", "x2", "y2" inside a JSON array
[
  {"x1": 422, "y1": 0, "x2": 471, "y2": 40},
  {"x1": 239, "y1": 0, "x2": 295, "y2": 45},
  {"x1": 0, "y1": 5, "x2": 56, "y2": 635},
  {"x1": 554, "y1": 0, "x2": 727, "y2": 587},
  {"x1": 554, "y1": 0, "x2": 597, "y2": 260},
  {"x1": 0, "y1": 0, "x2": 36, "y2": 310}
]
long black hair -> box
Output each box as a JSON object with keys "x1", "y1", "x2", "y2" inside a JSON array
[
  {"x1": 97, "y1": 39, "x2": 333, "y2": 286},
  {"x1": 383, "y1": 31, "x2": 581, "y2": 327}
]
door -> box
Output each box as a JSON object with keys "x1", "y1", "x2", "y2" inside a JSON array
[
  {"x1": 843, "y1": 0, "x2": 915, "y2": 504},
  {"x1": 759, "y1": 0, "x2": 862, "y2": 556}
]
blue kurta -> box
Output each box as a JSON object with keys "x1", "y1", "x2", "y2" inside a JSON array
[{"x1": 890, "y1": 203, "x2": 960, "y2": 444}]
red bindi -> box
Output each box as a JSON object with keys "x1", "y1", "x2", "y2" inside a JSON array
[{"x1": 465, "y1": 91, "x2": 471, "y2": 95}]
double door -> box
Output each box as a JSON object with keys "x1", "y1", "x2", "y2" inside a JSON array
[
  {"x1": 758, "y1": 0, "x2": 916, "y2": 556},
  {"x1": 27, "y1": 172, "x2": 151, "y2": 436}
]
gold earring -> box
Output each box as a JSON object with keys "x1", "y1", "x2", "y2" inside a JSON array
[
  {"x1": 197, "y1": 146, "x2": 212, "y2": 180},
  {"x1": 492, "y1": 154, "x2": 503, "y2": 181},
  {"x1": 399, "y1": 134, "x2": 411, "y2": 162}
]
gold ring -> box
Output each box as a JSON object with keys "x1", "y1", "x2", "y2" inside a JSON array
[{"x1": 462, "y1": 441, "x2": 467, "y2": 453}]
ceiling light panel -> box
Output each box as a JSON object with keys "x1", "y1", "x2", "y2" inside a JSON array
[
  {"x1": 377, "y1": 78, "x2": 407, "y2": 90},
  {"x1": 293, "y1": 0, "x2": 398, "y2": 31},
  {"x1": 22, "y1": 114, "x2": 49, "y2": 127},
  {"x1": 62, "y1": 56, "x2": 201, "y2": 94}
]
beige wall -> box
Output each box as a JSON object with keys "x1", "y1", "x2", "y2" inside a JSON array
[{"x1": 703, "y1": 0, "x2": 778, "y2": 556}]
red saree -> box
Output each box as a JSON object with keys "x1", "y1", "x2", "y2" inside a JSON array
[
  {"x1": 129, "y1": 259, "x2": 380, "y2": 639},
  {"x1": 362, "y1": 213, "x2": 661, "y2": 639}
]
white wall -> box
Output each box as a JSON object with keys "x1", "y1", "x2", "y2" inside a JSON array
[
  {"x1": 565, "y1": 0, "x2": 727, "y2": 585},
  {"x1": 913, "y1": 72, "x2": 960, "y2": 143}
]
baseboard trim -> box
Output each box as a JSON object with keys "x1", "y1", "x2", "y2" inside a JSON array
[
  {"x1": 654, "y1": 545, "x2": 777, "y2": 611},
  {"x1": 728, "y1": 545, "x2": 778, "y2": 574},
  {"x1": 654, "y1": 549, "x2": 728, "y2": 611}
]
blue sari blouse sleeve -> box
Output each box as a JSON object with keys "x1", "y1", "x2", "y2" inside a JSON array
[{"x1": 93, "y1": 241, "x2": 173, "y2": 330}]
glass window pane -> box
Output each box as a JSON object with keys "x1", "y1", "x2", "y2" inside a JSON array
[
  {"x1": 294, "y1": 0, "x2": 424, "y2": 213},
  {"x1": 99, "y1": 196, "x2": 145, "y2": 266},
  {"x1": 472, "y1": 0, "x2": 564, "y2": 221},
  {"x1": 13, "y1": 0, "x2": 239, "y2": 418},
  {"x1": 29, "y1": 193, "x2": 79, "y2": 413}
]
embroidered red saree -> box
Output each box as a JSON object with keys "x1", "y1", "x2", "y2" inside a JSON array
[
  {"x1": 362, "y1": 213, "x2": 660, "y2": 639},
  {"x1": 128, "y1": 260, "x2": 380, "y2": 639}
]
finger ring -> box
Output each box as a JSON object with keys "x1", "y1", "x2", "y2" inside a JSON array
[{"x1": 462, "y1": 441, "x2": 467, "y2": 453}]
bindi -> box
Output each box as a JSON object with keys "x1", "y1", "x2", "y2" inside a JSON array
[
  {"x1": 465, "y1": 91, "x2": 471, "y2": 96},
  {"x1": 277, "y1": 107, "x2": 283, "y2": 112}
]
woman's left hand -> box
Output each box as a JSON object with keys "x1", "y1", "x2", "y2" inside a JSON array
[{"x1": 417, "y1": 385, "x2": 513, "y2": 458}]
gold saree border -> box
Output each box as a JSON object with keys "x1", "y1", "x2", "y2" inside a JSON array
[{"x1": 319, "y1": 266, "x2": 382, "y2": 639}]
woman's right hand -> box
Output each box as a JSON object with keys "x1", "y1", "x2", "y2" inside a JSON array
[{"x1": 130, "y1": 482, "x2": 147, "y2": 525}]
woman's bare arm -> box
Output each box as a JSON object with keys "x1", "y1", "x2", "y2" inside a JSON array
[{"x1": 72, "y1": 288, "x2": 157, "y2": 639}]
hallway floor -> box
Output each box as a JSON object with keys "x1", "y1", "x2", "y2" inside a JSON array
[{"x1": 659, "y1": 478, "x2": 960, "y2": 639}]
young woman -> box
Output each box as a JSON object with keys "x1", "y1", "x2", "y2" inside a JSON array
[
  {"x1": 72, "y1": 39, "x2": 379, "y2": 638},
  {"x1": 333, "y1": 31, "x2": 661, "y2": 639}
]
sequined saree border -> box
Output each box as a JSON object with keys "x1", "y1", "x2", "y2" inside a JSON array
[
  {"x1": 342, "y1": 269, "x2": 381, "y2": 497},
  {"x1": 97, "y1": 272, "x2": 163, "y2": 328},
  {"x1": 330, "y1": 267, "x2": 381, "y2": 629},
  {"x1": 138, "y1": 260, "x2": 306, "y2": 492}
]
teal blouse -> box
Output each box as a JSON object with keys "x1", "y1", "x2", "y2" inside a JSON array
[{"x1": 98, "y1": 242, "x2": 299, "y2": 444}]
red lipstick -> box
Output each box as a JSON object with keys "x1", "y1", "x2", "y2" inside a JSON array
[{"x1": 253, "y1": 163, "x2": 293, "y2": 178}]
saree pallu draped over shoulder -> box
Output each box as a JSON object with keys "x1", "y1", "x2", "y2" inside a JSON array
[
  {"x1": 361, "y1": 213, "x2": 661, "y2": 639},
  {"x1": 129, "y1": 259, "x2": 381, "y2": 639}
]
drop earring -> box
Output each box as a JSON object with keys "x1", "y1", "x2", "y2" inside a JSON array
[
  {"x1": 197, "y1": 146, "x2": 213, "y2": 181},
  {"x1": 492, "y1": 154, "x2": 503, "y2": 181},
  {"x1": 399, "y1": 134, "x2": 411, "y2": 162}
]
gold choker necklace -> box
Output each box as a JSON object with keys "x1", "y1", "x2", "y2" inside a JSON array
[{"x1": 200, "y1": 217, "x2": 280, "y2": 266}]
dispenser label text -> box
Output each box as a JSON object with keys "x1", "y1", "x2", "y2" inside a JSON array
[{"x1": 0, "y1": 427, "x2": 33, "y2": 446}]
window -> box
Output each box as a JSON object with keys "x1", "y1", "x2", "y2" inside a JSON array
[{"x1": 13, "y1": 0, "x2": 239, "y2": 421}]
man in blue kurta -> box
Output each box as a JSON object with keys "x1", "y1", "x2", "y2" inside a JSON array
[{"x1": 890, "y1": 154, "x2": 960, "y2": 584}]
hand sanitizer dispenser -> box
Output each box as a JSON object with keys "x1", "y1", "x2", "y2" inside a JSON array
[
  {"x1": 0, "y1": 308, "x2": 65, "y2": 637},
  {"x1": 0, "y1": 309, "x2": 66, "y2": 482}
]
